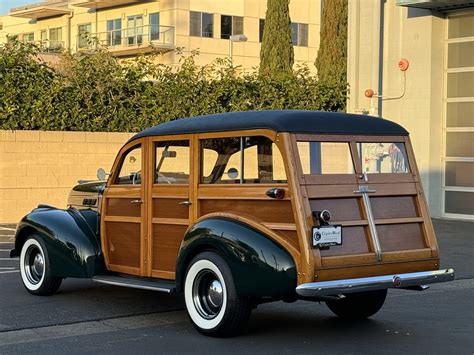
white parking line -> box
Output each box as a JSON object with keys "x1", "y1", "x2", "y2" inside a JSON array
[
  {"x1": 0, "y1": 267, "x2": 15, "y2": 270},
  {"x1": 0, "y1": 270, "x2": 19, "y2": 274},
  {"x1": 0, "y1": 249, "x2": 12, "y2": 251},
  {"x1": 0, "y1": 258, "x2": 18, "y2": 260}
]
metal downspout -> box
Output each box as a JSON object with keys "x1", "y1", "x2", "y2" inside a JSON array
[{"x1": 377, "y1": 0, "x2": 385, "y2": 117}]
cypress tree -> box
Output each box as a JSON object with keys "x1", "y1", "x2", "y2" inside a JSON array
[
  {"x1": 259, "y1": 0, "x2": 294, "y2": 75},
  {"x1": 315, "y1": 0, "x2": 348, "y2": 84}
]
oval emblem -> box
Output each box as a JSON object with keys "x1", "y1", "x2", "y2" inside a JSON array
[{"x1": 393, "y1": 276, "x2": 402, "y2": 288}]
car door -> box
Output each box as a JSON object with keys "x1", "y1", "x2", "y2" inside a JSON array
[
  {"x1": 101, "y1": 139, "x2": 147, "y2": 276},
  {"x1": 146, "y1": 135, "x2": 193, "y2": 279}
]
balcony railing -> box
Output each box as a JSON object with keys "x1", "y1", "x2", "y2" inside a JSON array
[{"x1": 77, "y1": 25, "x2": 174, "y2": 56}]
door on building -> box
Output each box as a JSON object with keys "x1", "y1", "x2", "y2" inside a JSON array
[
  {"x1": 127, "y1": 15, "x2": 144, "y2": 46},
  {"x1": 444, "y1": 12, "x2": 474, "y2": 220}
]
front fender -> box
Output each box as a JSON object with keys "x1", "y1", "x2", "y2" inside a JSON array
[
  {"x1": 12, "y1": 206, "x2": 104, "y2": 278},
  {"x1": 176, "y1": 217, "x2": 297, "y2": 299}
]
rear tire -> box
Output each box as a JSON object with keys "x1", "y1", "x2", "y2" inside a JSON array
[
  {"x1": 326, "y1": 289, "x2": 387, "y2": 319},
  {"x1": 184, "y1": 251, "x2": 252, "y2": 337},
  {"x1": 20, "y1": 235, "x2": 62, "y2": 296}
]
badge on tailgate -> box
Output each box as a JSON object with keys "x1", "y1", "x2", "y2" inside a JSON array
[{"x1": 312, "y1": 225, "x2": 342, "y2": 248}]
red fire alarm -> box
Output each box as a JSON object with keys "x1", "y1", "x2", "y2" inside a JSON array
[
  {"x1": 364, "y1": 89, "x2": 375, "y2": 98},
  {"x1": 398, "y1": 58, "x2": 409, "y2": 71}
]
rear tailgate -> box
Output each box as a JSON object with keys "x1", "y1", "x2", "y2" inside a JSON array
[{"x1": 292, "y1": 135, "x2": 439, "y2": 281}]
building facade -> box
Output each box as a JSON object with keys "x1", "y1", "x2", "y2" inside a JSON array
[
  {"x1": 0, "y1": 0, "x2": 321, "y2": 71},
  {"x1": 347, "y1": 0, "x2": 474, "y2": 220}
]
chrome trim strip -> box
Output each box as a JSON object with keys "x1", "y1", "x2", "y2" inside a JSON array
[
  {"x1": 92, "y1": 277, "x2": 173, "y2": 293},
  {"x1": 296, "y1": 268, "x2": 455, "y2": 297},
  {"x1": 362, "y1": 192, "x2": 383, "y2": 261}
]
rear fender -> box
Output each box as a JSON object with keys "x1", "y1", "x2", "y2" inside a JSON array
[
  {"x1": 13, "y1": 206, "x2": 104, "y2": 278},
  {"x1": 176, "y1": 216, "x2": 297, "y2": 299}
]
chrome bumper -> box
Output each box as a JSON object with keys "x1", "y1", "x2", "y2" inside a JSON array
[{"x1": 296, "y1": 269, "x2": 455, "y2": 297}]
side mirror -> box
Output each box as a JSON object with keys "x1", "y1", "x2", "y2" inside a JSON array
[{"x1": 97, "y1": 168, "x2": 109, "y2": 180}]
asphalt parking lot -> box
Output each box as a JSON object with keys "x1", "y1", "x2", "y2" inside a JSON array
[{"x1": 0, "y1": 219, "x2": 472, "y2": 354}]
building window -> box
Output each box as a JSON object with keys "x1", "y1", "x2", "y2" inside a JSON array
[
  {"x1": 190, "y1": 11, "x2": 213, "y2": 38},
  {"x1": 259, "y1": 19, "x2": 265, "y2": 42},
  {"x1": 127, "y1": 15, "x2": 143, "y2": 46},
  {"x1": 220, "y1": 15, "x2": 243, "y2": 39},
  {"x1": 78, "y1": 23, "x2": 91, "y2": 49},
  {"x1": 22, "y1": 32, "x2": 34, "y2": 43},
  {"x1": 49, "y1": 27, "x2": 63, "y2": 50},
  {"x1": 107, "y1": 19, "x2": 122, "y2": 46},
  {"x1": 150, "y1": 12, "x2": 160, "y2": 41},
  {"x1": 291, "y1": 22, "x2": 308, "y2": 47}
]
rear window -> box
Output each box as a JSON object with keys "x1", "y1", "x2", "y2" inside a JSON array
[
  {"x1": 296, "y1": 142, "x2": 354, "y2": 174},
  {"x1": 358, "y1": 142, "x2": 410, "y2": 173}
]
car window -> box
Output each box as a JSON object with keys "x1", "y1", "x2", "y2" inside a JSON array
[
  {"x1": 201, "y1": 136, "x2": 287, "y2": 184},
  {"x1": 358, "y1": 142, "x2": 410, "y2": 173},
  {"x1": 155, "y1": 140, "x2": 190, "y2": 184},
  {"x1": 297, "y1": 142, "x2": 355, "y2": 174},
  {"x1": 115, "y1": 145, "x2": 142, "y2": 185}
]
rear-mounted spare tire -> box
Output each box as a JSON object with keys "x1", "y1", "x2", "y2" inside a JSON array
[{"x1": 325, "y1": 289, "x2": 387, "y2": 319}]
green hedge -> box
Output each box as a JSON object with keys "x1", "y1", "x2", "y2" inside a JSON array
[{"x1": 0, "y1": 39, "x2": 348, "y2": 132}]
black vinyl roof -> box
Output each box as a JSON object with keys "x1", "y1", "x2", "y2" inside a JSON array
[{"x1": 129, "y1": 110, "x2": 408, "y2": 142}]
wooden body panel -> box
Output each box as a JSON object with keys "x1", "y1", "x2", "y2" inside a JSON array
[{"x1": 99, "y1": 128, "x2": 439, "y2": 288}]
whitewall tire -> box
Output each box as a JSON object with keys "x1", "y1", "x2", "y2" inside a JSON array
[
  {"x1": 20, "y1": 235, "x2": 62, "y2": 296},
  {"x1": 184, "y1": 251, "x2": 252, "y2": 337}
]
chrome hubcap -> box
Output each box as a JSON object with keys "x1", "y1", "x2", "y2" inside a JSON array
[
  {"x1": 193, "y1": 270, "x2": 224, "y2": 319},
  {"x1": 24, "y1": 245, "x2": 44, "y2": 285}
]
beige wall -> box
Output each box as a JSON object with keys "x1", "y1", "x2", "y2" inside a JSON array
[
  {"x1": 0, "y1": 130, "x2": 132, "y2": 223},
  {"x1": 347, "y1": 0, "x2": 446, "y2": 217}
]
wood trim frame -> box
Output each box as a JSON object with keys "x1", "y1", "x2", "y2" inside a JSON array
[
  {"x1": 404, "y1": 137, "x2": 439, "y2": 256},
  {"x1": 280, "y1": 133, "x2": 316, "y2": 282}
]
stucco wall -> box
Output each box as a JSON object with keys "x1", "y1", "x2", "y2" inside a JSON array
[
  {"x1": 0, "y1": 130, "x2": 132, "y2": 223},
  {"x1": 347, "y1": 0, "x2": 445, "y2": 217}
]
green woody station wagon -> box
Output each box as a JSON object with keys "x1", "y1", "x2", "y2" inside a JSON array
[{"x1": 11, "y1": 110, "x2": 454, "y2": 337}]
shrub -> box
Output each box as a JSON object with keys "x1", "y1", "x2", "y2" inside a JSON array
[{"x1": 0, "y1": 39, "x2": 347, "y2": 132}]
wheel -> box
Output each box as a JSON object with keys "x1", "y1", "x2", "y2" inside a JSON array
[
  {"x1": 184, "y1": 251, "x2": 252, "y2": 337},
  {"x1": 326, "y1": 289, "x2": 387, "y2": 319},
  {"x1": 19, "y1": 235, "x2": 62, "y2": 296}
]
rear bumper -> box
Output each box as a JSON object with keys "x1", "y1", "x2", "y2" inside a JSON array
[{"x1": 296, "y1": 268, "x2": 455, "y2": 297}]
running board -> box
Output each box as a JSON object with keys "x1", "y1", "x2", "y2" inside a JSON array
[{"x1": 93, "y1": 275, "x2": 176, "y2": 294}]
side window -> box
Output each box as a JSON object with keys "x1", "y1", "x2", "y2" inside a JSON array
[
  {"x1": 297, "y1": 142, "x2": 354, "y2": 174},
  {"x1": 116, "y1": 145, "x2": 142, "y2": 185},
  {"x1": 201, "y1": 137, "x2": 241, "y2": 184},
  {"x1": 155, "y1": 140, "x2": 190, "y2": 184},
  {"x1": 200, "y1": 136, "x2": 287, "y2": 184}
]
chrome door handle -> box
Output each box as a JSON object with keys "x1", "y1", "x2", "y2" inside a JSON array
[
  {"x1": 178, "y1": 200, "x2": 192, "y2": 206},
  {"x1": 130, "y1": 199, "x2": 143, "y2": 204}
]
